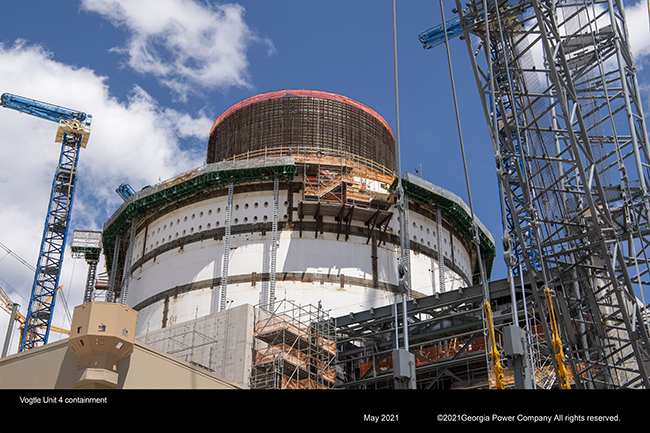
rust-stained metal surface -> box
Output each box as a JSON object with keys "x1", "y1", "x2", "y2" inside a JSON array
[{"x1": 207, "y1": 90, "x2": 396, "y2": 172}]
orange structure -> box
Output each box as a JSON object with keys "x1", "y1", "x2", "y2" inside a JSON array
[{"x1": 251, "y1": 300, "x2": 335, "y2": 389}]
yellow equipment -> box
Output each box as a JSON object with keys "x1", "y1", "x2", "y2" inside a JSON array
[
  {"x1": 545, "y1": 288, "x2": 571, "y2": 389},
  {"x1": 484, "y1": 301, "x2": 505, "y2": 389},
  {"x1": 1, "y1": 285, "x2": 69, "y2": 352}
]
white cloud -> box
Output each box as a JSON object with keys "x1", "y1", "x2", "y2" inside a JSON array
[
  {"x1": 80, "y1": 0, "x2": 275, "y2": 100},
  {"x1": 0, "y1": 0, "x2": 270, "y2": 354},
  {"x1": 0, "y1": 40, "x2": 211, "y2": 351},
  {"x1": 625, "y1": 0, "x2": 650, "y2": 64}
]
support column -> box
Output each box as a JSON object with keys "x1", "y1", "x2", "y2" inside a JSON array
[
  {"x1": 437, "y1": 207, "x2": 445, "y2": 294},
  {"x1": 2, "y1": 303, "x2": 18, "y2": 358},
  {"x1": 107, "y1": 235, "x2": 121, "y2": 303},
  {"x1": 120, "y1": 218, "x2": 137, "y2": 306},
  {"x1": 503, "y1": 325, "x2": 534, "y2": 389},
  {"x1": 269, "y1": 178, "x2": 279, "y2": 312},
  {"x1": 219, "y1": 183, "x2": 234, "y2": 312}
]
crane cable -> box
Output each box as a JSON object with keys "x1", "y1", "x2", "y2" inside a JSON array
[
  {"x1": 545, "y1": 288, "x2": 571, "y2": 389},
  {"x1": 483, "y1": 302, "x2": 505, "y2": 389},
  {"x1": 438, "y1": 0, "x2": 488, "y2": 299},
  {"x1": 440, "y1": 0, "x2": 500, "y2": 389},
  {"x1": 0, "y1": 240, "x2": 73, "y2": 333}
]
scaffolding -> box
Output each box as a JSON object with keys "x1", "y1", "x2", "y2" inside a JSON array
[
  {"x1": 250, "y1": 299, "x2": 336, "y2": 389},
  {"x1": 447, "y1": 0, "x2": 650, "y2": 388},
  {"x1": 334, "y1": 277, "x2": 580, "y2": 389}
]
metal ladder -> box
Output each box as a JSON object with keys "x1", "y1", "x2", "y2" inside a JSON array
[
  {"x1": 83, "y1": 258, "x2": 98, "y2": 303},
  {"x1": 107, "y1": 235, "x2": 121, "y2": 303},
  {"x1": 403, "y1": 195, "x2": 411, "y2": 299},
  {"x1": 120, "y1": 218, "x2": 137, "y2": 305},
  {"x1": 220, "y1": 183, "x2": 234, "y2": 311},
  {"x1": 268, "y1": 178, "x2": 280, "y2": 312},
  {"x1": 437, "y1": 207, "x2": 445, "y2": 294}
]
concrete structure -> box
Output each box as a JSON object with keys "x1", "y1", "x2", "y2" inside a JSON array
[
  {"x1": 0, "y1": 299, "x2": 242, "y2": 389},
  {"x1": 68, "y1": 302, "x2": 137, "y2": 389},
  {"x1": 103, "y1": 90, "x2": 495, "y2": 336},
  {"x1": 98, "y1": 90, "x2": 495, "y2": 388},
  {"x1": 137, "y1": 303, "x2": 257, "y2": 387},
  {"x1": 0, "y1": 331, "x2": 242, "y2": 389}
]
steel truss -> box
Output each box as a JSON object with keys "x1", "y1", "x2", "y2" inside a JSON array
[
  {"x1": 20, "y1": 130, "x2": 82, "y2": 351},
  {"x1": 456, "y1": 0, "x2": 650, "y2": 388},
  {"x1": 335, "y1": 278, "x2": 557, "y2": 389}
]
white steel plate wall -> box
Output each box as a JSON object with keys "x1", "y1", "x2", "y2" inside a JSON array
[{"x1": 126, "y1": 187, "x2": 474, "y2": 335}]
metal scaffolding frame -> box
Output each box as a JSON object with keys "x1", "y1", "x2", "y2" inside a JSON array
[
  {"x1": 335, "y1": 277, "x2": 565, "y2": 389},
  {"x1": 455, "y1": 0, "x2": 650, "y2": 388},
  {"x1": 250, "y1": 299, "x2": 336, "y2": 389}
]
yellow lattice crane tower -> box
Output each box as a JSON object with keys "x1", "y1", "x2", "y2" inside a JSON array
[{"x1": 1, "y1": 285, "x2": 69, "y2": 357}]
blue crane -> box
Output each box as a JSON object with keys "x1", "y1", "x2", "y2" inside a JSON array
[
  {"x1": 419, "y1": 12, "x2": 478, "y2": 50},
  {"x1": 418, "y1": 15, "x2": 465, "y2": 49},
  {"x1": 115, "y1": 183, "x2": 135, "y2": 201},
  {"x1": 0, "y1": 92, "x2": 91, "y2": 351}
]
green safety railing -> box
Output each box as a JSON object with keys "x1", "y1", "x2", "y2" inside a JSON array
[{"x1": 392, "y1": 174, "x2": 496, "y2": 282}]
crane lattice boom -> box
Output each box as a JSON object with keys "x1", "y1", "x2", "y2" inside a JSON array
[
  {"x1": 0, "y1": 93, "x2": 91, "y2": 351},
  {"x1": 423, "y1": 0, "x2": 650, "y2": 389}
]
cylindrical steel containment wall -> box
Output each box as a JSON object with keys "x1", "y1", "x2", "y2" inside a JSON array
[{"x1": 207, "y1": 90, "x2": 396, "y2": 172}]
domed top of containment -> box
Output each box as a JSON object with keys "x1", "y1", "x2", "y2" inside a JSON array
[{"x1": 207, "y1": 90, "x2": 396, "y2": 173}]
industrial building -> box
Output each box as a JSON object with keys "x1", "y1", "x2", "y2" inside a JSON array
[
  {"x1": 0, "y1": 89, "x2": 498, "y2": 390},
  {"x1": 0, "y1": 301, "x2": 243, "y2": 389},
  {"x1": 98, "y1": 89, "x2": 495, "y2": 389}
]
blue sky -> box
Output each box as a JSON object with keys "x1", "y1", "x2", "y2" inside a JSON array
[{"x1": 0, "y1": 0, "x2": 649, "y2": 353}]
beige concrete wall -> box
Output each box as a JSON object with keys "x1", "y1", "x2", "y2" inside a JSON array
[
  {"x1": 0, "y1": 339, "x2": 79, "y2": 389},
  {"x1": 118, "y1": 342, "x2": 243, "y2": 389},
  {"x1": 0, "y1": 338, "x2": 243, "y2": 389},
  {"x1": 136, "y1": 303, "x2": 258, "y2": 388}
]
